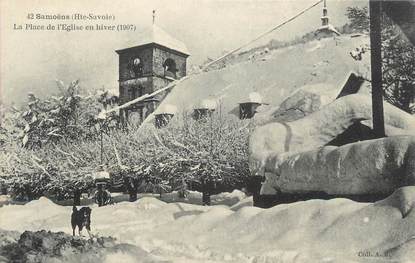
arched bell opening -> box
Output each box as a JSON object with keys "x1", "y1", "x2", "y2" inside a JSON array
[{"x1": 163, "y1": 58, "x2": 177, "y2": 79}]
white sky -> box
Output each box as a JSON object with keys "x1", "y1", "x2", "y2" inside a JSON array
[{"x1": 0, "y1": 0, "x2": 367, "y2": 105}]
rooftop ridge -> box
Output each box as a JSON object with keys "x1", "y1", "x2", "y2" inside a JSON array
[{"x1": 117, "y1": 24, "x2": 190, "y2": 56}]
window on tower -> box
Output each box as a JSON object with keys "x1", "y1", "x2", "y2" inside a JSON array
[
  {"x1": 163, "y1": 58, "x2": 177, "y2": 79},
  {"x1": 130, "y1": 85, "x2": 143, "y2": 99},
  {"x1": 131, "y1": 57, "x2": 143, "y2": 77}
]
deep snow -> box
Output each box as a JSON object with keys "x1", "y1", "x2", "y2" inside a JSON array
[
  {"x1": 152, "y1": 35, "x2": 370, "y2": 119},
  {"x1": 1, "y1": 188, "x2": 415, "y2": 263}
]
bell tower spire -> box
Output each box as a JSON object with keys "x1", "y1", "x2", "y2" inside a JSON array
[
  {"x1": 321, "y1": 0, "x2": 329, "y2": 27},
  {"x1": 315, "y1": 0, "x2": 340, "y2": 37}
]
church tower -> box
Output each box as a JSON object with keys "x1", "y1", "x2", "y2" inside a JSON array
[
  {"x1": 321, "y1": 0, "x2": 329, "y2": 27},
  {"x1": 315, "y1": 0, "x2": 340, "y2": 37},
  {"x1": 115, "y1": 12, "x2": 190, "y2": 124}
]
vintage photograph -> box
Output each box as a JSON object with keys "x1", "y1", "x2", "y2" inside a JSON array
[{"x1": 0, "y1": 0, "x2": 415, "y2": 262}]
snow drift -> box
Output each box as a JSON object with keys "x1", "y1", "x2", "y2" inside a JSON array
[
  {"x1": 256, "y1": 72, "x2": 370, "y2": 124},
  {"x1": 249, "y1": 94, "x2": 415, "y2": 175},
  {"x1": 1, "y1": 189, "x2": 415, "y2": 262},
  {"x1": 260, "y1": 135, "x2": 415, "y2": 195},
  {"x1": 263, "y1": 83, "x2": 342, "y2": 123}
]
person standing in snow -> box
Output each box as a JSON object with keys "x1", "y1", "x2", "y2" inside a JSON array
[
  {"x1": 125, "y1": 176, "x2": 139, "y2": 202},
  {"x1": 178, "y1": 178, "x2": 189, "y2": 199},
  {"x1": 94, "y1": 182, "x2": 111, "y2": 207},
  {"x1": 93, "y1": 165, "x2": 112, "y2": 206}
]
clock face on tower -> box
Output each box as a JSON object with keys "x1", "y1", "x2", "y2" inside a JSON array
[{"x1": 130, "y1": 57, "x2": 143, "y2": 77}]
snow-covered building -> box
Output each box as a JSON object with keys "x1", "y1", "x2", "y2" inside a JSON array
[
  {"x1": 314, "y1": 0, "x2": 341, "y2": 38},
  {"x1": 116, "y1": 24, "x2": 190, "y2": 124},
  {"x1": 150, "y1": 35, "x2": 370, "y2": 125},
  {"x1": 192, "y1": 99, "x2": 217, "y2": 120},
  {"x1": 238, "y1": 92, "x2": 264, "y2": 119}
]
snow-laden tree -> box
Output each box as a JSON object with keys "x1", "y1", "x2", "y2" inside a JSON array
[
  {"x1": 346, "y1": 6, "x2": 415, "y2": 114},
  {"x1": 136, "y1": 113, "x2": 250, "y2": 204},
  {"x1": 0, "y1": 80, "x2": 118, "y2": 202},
  {"x1": 16, "y1": 80, "x2": 119, "y2": 149},
  {"x1": 2, "y1": 85, "x2": 249, "y2": 205}
]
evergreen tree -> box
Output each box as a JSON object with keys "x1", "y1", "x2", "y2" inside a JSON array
[
  {"x1": 346, "y1": 6, "x2": 369, "y2": 33},
  {"x1": 346, "y1": 6, "x2": 415, "y2": 113}
]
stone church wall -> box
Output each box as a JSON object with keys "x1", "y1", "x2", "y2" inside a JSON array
[
  {"x1": 152, "y1": 46, "x2": 187, "y2": 79},
  {"x1": 118, "y1": 47, "x2": 154, "y2": 81}
]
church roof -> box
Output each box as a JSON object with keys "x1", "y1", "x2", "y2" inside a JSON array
[
  {"x1": 150, "y1": 35, "x2": 370, "y2": 118},
  {"x1": 117, "y1": 25, "x2": 190, "y2": 56}
]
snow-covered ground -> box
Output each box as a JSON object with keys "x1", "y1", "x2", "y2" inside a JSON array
[{"x1": 1, "y1": 188, "x2": 415, "y2": 263}]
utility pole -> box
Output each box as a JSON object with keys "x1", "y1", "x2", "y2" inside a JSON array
[
  {"x1": 369, "y1": 0, "x2": 385, "y2": 138},
  {"x1": 100, "y1": 127, "x2": 103, "y2": 165},
  {"x1": 152, "y1": 10, "x2": 156, "y2": 25}
]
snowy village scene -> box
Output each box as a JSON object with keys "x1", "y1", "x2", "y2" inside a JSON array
[{"x1": 0, "y1": 0, "x2": 415, "y2": 262}]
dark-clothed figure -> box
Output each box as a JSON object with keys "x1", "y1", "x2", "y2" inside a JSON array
[
  {"x1": 125, "y1": 176, "x2": 139, "y2": 202},
  {"x1": 94, "y1": 183, "x2": 111, "y2": 207}
]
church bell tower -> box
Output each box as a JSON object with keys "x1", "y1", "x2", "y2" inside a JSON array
[
  {"x1": 115, "y1": 11, "x2": 190, "y2": 124},
  {"x1": 315, "y1": 0, "x2": 341, "y2": 37}
]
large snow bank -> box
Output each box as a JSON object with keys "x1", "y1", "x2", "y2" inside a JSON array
[
  {"x1": 260, "y1": 135, "x2": 415, "y2": 195},
  {"x1": 1, "y1": 188, "x2": 415, "y2": 262},
  {"x1": 249, "y1": 94, "x2": 415, "y2": 175},
  {"x1": 266, "y1": 83, "x2": 340, "y2": 122},
  {"x1": 0, "y1": 197, "x2": 68, "y2": 231},
  {"x1": 257, "y1": 72, "x2": 370, "y2": 124}
]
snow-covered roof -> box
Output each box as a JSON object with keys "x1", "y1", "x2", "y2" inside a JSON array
[
  {"x1": 239, "y1": 92, "x2": 263, "y2": 104},
  {"x1": 118, "y1": 25, "x2": 190, "y2": 56},
  {"x1": 194, "y1": 99, "x2": 217, "y2": 110},
  {"x1": 317, "y1": 24, "x2": 341, "y2": 36},
  {"x1": 155, "y1": 104, "x2": 177, "y2": 115},
  {"x1": 93, "y1": 170, "x2": 110, "y2": 180},
  {"x1": 146, "y1": 35, "x2": 370, "y2": 124}
]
